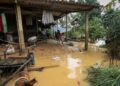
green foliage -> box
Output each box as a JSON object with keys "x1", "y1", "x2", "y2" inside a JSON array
[
  {"x1": 89, "y1": 17, "x2": 106, "y2": 42},
  {"x1": 69, "y1": 31, "x2": 80, "y2": 38},
  {"x1": 72, "y1": 0, "x2": 101, "y2": 29},
  {"x1": 86, "y1": 0, "x2": 101, "y2": 19},
  {"x1": 68, "y1": 29, "x2": 81, "y2": 38},
  {"x1": 102, "y1": 9, "x2": 120, "y2": 60},
  {"x1": 47, "y1": 29, "x2": 54, "y2": 38},
  {"x1": 77, "y1": 0, "x2": 102, "y2": 41},
  {"x1": 59, "y1": 0, "x2": 103, "y2": 42},
  {"x1": 86, "y1": 66, "x2": 120, "y2": 86}
]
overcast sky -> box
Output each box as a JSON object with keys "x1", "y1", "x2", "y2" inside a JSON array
[{"x1": 97, "y1": 0, "x2": 111, "y2": 6}]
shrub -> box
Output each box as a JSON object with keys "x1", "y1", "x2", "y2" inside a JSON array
[{"x1": 86, "y1": 66, "x2": 120, "y2": 86}]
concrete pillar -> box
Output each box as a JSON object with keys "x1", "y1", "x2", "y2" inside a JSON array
[
  {"x1": 15, "y1": 4, "x2": 25, "y2": 50},
  {"x1": 84, "y1": 12, "x2": 89, "y2": 51}
]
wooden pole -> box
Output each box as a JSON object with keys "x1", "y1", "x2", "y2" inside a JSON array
[
  {"x1": 66, "y1": 14, "x2": 68, "y2": 41},
  {"x1": 84, "y1": 12, "x2": 89, "y2": 51},
  {"x1": 0, "y1": 70, "x2": 2, "y2": 83},
  {"x1": 62, "y1": 17, "x2": 64, "y2": 27},
  {"x1": 36, "y1": 17, "x2": 39, "y2": 37},
  {"x1": 28, "y1": 65, "x2": 59, "y2": 72},
  {"x1": 15, "y1": 4, "x2": 25, "y2": 51}
]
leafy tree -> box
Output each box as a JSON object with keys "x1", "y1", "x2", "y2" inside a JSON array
[
  {"x1": 104, "y1": 0, "x2": 120, "y2": 12},
  {"x1": 59, "y1": 0, "x2": 103, "y2": 41},
  {"x1": 89, "y1": 17, "x2": 106, "y2": 42},
  {"x1": 78, "y1": 0, "x2": 102, "y2": 40},
  {"x1": 86, "y1": 0, "x2": 101, "y2": 19},
  {"x1": 102, "y1": 9, "x2": 120, "y2": 64}
]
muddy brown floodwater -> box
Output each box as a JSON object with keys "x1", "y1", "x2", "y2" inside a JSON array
[{"x1": 6, "y1": 40, "x2": 107, "y2": 86}]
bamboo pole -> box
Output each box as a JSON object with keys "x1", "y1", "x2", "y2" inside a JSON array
[{"x1": 84, "y1": 12, "x2": 89, "y2": 51}]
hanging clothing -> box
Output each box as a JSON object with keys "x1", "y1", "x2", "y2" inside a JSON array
[
  {"x1": 0, "y1": 16, "x2": 3, "y2": 32},
  {"x1": 1, "y1": 13, "x2": 8, "y2": 33},
  {"x1": 42, "y1": 10, "x2": 54, "y2": 25}
]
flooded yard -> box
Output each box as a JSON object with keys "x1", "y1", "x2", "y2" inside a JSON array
[{"x1": 6, "y1": 40, "x2": 107, "y2": 86}]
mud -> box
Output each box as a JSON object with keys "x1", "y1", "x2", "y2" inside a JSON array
[{"x1": 5, "y1": 41, "x2": 107, "y2": 86}]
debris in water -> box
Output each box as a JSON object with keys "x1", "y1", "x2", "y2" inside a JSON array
[
  {"x1": 65, "y1": 46, "x2": 81, "y2": 52},
  {"x1": 52, "y1": 56, "x2": 61, "y2": 61},
  {"x1": 77, "y1": 80, "x2": 80, "y2": 86},
  {"x1": 6, "y1": 44, "x2": 15, "y2": 54}
]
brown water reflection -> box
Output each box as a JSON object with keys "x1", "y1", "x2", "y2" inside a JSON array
[{"x1": 6, "y1": 41, "x2": 106, "y2": 86}]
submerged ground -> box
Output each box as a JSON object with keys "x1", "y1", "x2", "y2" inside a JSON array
[{"x1": 5, "y1": 40, "x2": 107, "y2": 86}]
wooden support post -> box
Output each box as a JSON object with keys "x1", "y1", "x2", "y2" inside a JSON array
[
  {"x1": 84, "y1": 12, "x2": 89, "y2": 51},
  {"x1": 36, "y1": 17, "x2": 39, "y2": 37},
  {"x1": 15, "y1": 4, "x2": 25, "y2": 51},
  {"x1": 66, "y1": 14, "x2": 68, "y2": 41},
  {"x1": 0, "y1": 70, "x2": 2, "y2": 83},
  {"x1": 62, "y1": 17, "x2": 64, "y2": 27}
]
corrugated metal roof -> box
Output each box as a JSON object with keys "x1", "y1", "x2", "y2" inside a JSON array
[{"x1": 0, "y1": 0, "x2": 98, "y2": 19}]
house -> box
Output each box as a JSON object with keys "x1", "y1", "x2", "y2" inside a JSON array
[{"x1": 0, "y1": 0, "x2": 97, "y2": 50}]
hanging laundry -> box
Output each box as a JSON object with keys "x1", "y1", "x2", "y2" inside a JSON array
[
  {"x1": 1, "y1": 13, "x2": 8, "y2": 33},
  {"x1": 0, "y1": 16, "x2": 3, "y2": 32},
  {"x1": 42, "y1": 10, "x2": 54, "y2": 25}
]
